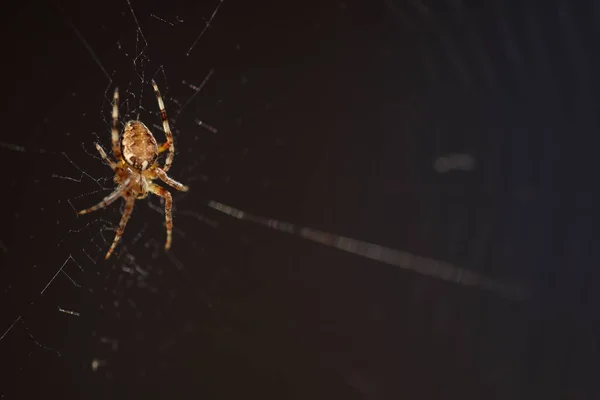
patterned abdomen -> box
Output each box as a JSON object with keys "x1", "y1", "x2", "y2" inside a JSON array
[{"x1": 121, "y1": 121, "x2": 158, "y2": 171}]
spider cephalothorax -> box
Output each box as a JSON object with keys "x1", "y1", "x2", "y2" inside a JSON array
[{"x1": 78, "y1": 80, "x2": 188, "y2": 259}]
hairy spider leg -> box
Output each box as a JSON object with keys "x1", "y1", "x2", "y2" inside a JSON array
[
  {"x1": 110, "y1": 87, "x2": 123, "y2": 162},
  {"x1": 149, "y1": 184, "x2": 173, "y2": 250},
  {"x1": 155, "y1": 168, "x2": 189, "y2": 192},
  {"x1": 77, "y1": 177, "x2": 133, "y2": 215},
  {"x1": 95, "y1": 143, "x2": 116, "y2": 170},
  {"x1": 151, "y1": 80, "x2": 175, "y2": 172},
  {"x1": 105, "y1": 195, "x2": 135, "y2": 259}
]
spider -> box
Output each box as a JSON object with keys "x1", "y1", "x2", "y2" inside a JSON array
[{"x1": 78, "y1": 80, "x2": 189, "y2": 259}]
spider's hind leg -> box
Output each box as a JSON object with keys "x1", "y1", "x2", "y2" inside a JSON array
[
  {"x1": 111, "y1": 87, "x2": 123, "y2": 162},
  {"x1": 151, "y1": 80, "x2": 175, "y2": 172},
  {"x1": 95, "y1": 143, "x2": 117, "y2": 170}
]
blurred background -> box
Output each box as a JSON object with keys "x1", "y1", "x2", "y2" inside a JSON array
[{"x1": 1, "y1": 0, "x2": 599, "y2": 398}]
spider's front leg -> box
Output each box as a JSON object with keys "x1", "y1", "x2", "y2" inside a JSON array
[
  {"x1": 149, "y1": 183, "x2": 174, "y2": 250},
  {"x1": 105, "y1": 195, "x2": 135, "y2": 259},
  {"x1": 77, "y1": 177, "x2": 132, "y2": 215},
  {"x1": 155, "y1": 168, "x2": 189, "y2": 192}
]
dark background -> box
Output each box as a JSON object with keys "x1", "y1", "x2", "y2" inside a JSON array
[{"x1": 1, "y1": 0, "x2": 599, "y2": 398}]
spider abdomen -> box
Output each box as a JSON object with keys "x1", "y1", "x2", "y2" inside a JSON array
[{"x1": 121, "y1": 120, "x2": 158, "y2": 171}]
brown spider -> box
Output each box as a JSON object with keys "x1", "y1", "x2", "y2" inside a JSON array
[{"x1": 78, "y1": 80, "x2": 189, "y2": 259}]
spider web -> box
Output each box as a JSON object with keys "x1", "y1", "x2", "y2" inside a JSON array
[
  {"x1": 1, "y1": 0, "x2": 236, "y2": 396},
  {"x1": 3, "y1": 0, "x2": 599, "y2": 398}
]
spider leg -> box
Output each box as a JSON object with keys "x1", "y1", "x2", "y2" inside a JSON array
[
  {"x1": 149, "y1": 183, "x2": 174, "y2": 250},
  {"x1": 77, "y1": 177, "x2": 132, "y2": 215},
  {"x1": 105, "y1": 195, "x2": 135, "y2": 259},
  {"x1": 95, "y1": 143, "x2": 116, "y2": 170},
  {"x1": 151, "y1": 80, "x2": 175, "y2": 172},
  {"x1": 155, "y1": 167, "x2": 189, "y2": 192},
  {"x1": 110, "y1": 87, "x2": 123, "y2": 162}
]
